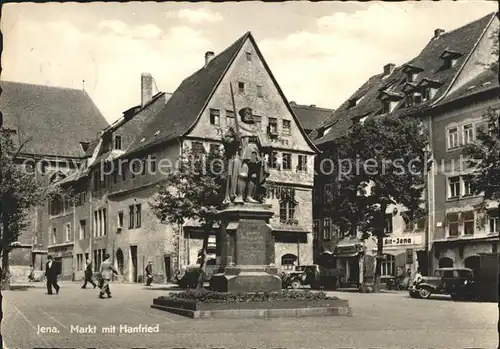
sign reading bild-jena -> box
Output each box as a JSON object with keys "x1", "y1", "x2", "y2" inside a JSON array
[{"x1": 383, "y1": 236, "x2": 421, "y2": 246}]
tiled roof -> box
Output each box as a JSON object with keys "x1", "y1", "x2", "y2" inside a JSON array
[
  {"x1": 0, "y1": 81, "x2": 108, "y2": 157},
  {"x1": 310, "y1": 12, "x2": 497, "y2": 146},
  {"x1": 290, "y1": 103, "x2": 334, "y2": 132},
  {"x1": 126, "y1": 33, "x2": 250, "y2": 153},
  {"x1": 439, "y1": 67, "x2": 499, "y2": 104}
]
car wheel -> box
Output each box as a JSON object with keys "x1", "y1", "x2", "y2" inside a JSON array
[
  {"x1": 418, "y1": 287, "x2": 432, "y2": 299},
  {"x1": 409, "y1": 291, "x2": 418, "y2": 298},
  {"x1": 291, "y1": 279, "x2": 301, "y2": 289}
]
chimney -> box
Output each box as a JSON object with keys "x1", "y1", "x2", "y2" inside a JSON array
[
  {"x1": 205, "y1": 51, "x2": 215, "y2": 67},
  {"x1": 383, "y1": 63, "x2": 395, "y2": 76},
  {"x1": 289, "y1": 101, "x2": 296, "y2": 105},
  {"x1": 434, "y1": 28, "x2": 445, "y2": 39},
  {"x1": 310, "y1": 104, "x2": 316, "y2": 107},
  {"x1": 141, "y1": 73, "x2": 153, "y2": 107}
]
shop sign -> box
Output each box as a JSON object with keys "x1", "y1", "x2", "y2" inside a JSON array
[
  {"x1": 335, "y1": 244, "x2": 361, "y2": 255},
  {"x1": 383, "y1": 236, "x2": 422, "y2": 246}
]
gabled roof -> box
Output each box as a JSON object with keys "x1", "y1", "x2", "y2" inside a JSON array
[
  {"x1": 126, "y1": 31, "x2": 319, "y2": 154},
  {"x1": 0, "y1": 81, "x2": 109, "y2": 157},
  {"x1": 310, "y1": 12, "x2": 497, "y2": 146},
  {"x1": 289, "y1": 102, "x2": 334, "y2": 132}
]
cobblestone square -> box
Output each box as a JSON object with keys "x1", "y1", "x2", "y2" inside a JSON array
[{"x1": 2, "y1": 282, "x2": 497, "y2": 348}]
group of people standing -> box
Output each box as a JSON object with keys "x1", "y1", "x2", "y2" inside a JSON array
[{"x1": 43, "y1": 255, "x2": 154, "y2": 297}]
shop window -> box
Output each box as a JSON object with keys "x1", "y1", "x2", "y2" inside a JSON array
[
  {"x1": 281, "y1": 254, "x2": 298, "y2": 270},
  {"x1": 381, "y1": 254, "x2": 395, "y2": 276}
]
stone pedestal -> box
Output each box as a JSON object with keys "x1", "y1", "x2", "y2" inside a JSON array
[{"x1": 210, "y1": 203, "x2": 282, "y2": 293}]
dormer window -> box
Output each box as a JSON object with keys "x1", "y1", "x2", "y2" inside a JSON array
[
  {"x1": 402, "y1": 64, "x2": 423, "y2": 83},
  {"x1": 379, "y1": 91, "x2": 403, "y2": 114},
  {"x1": 382, "y1": 100, "x2": 391, "y2": 114},
  {"x1": 114, "y1": 135, "x2": 122, "y2": 150},
  {"x1": 439, "y1": 49, "x2": 462, "y2": 70},
  {"x1": 418, "y1": 79, "x2": 442, "y2": 102}
]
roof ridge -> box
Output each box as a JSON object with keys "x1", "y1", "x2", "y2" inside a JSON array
[
  {"x1": 292, "y1": 104, "x2": 334, "y2": 111},
  {"x1": 1, "y1": 80, "x2": 88, "y2": 93},
  {"x1": 433, "y1": 11, "x2": 496, "y2": 39}
]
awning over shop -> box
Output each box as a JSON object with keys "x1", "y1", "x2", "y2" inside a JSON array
[{"x1": 334, "y1": 237, "x2": 364, "y2": 257}]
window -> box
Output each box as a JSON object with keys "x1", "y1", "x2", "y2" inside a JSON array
[
  {"x1": 121, "y1": 162, "x2": 127, "y2": 181},
  {"x1": 117, "y1": 212, "x2": 124, "y2": 229},
  {"x1": 114, "y1": 135, "x2": 122, "y2": 150},
  {"x1": 324, "y1": 184, "x2": 332, "y2": 204},
  {"x1": 282, "y1": 120, "x2": 291, "y2": 135},
  {"x1": 463, "y1": 124, "x2": 474, "y2": 144},
  {"x1": 282, "y1": 153, "x2": 292, "y2": 170},
  {"x1": 191, "y1": 141, "x2": 205, "y2": 154},
  {"x1": 93, "y1": 211, "x2": 98, "y2": 237},
  {"x1": 135, "y1": 204, "x2": 142, "y2": 228},
  {"x1": 406, "y1": 72, "x2": 417, "y2": 83},
  {"x1": 150, "y1": 156, "x2": 157, "y2": 174},
  {"x1": 52, "y1": 228, "x2": 57, "y2": 245},
  {"x1": 245, "y1": 52, "x2": 252, "y2": 61},
  {"x1": 103, "y1": 209, "x2": 107, "y2": 236},
  {"x1": 463, "y1": 177, "x2": 473, "y2": 196},
  {"x1": 226, "y1": 110, "x2": 235, "y2": 127},
  {"x1": 323, "y1": 218, "x2": 331, "y2": 240},
  {"x1": 268, "y1": 151, "x2": 278, "y2": 169},
  {"x1": 402, "y1": 214, "x2": 412, "y2": 232},
  {"x1": 209, "y1": 143, "x2": 219, "y2": 154},
  {"x1": 489, "y1": 213, "x2": 499, "y2": 234},
  {"x1": 98, "y1": 210, "x2": 102, "y2": 236},
  {"x1": 443, "y1": 58, "x2": 457, "y2": 70},
  {"x1": 65, "y1": 223, "x2": 71, "y2": 242},
  {"x1": 268, "y1": 118, "x2": 278, "y2": 134},
  {"x1": 297, "y1": 155, "x2": 307, "y2": 172},
  {"x1": 113, "y1": 168, "x2": 118, "y2": 184},
  {"x1": 281, "y1": 254, "x2": 298, "y2": 270},
  {"x1": 447, "y1": 213, "x2": 459, "y2": 237},
  {"x1": 421, "y1": 88, "x2": 437, "y2": 101},
  {"x1": 381, "y1": 254, "x2": 395, "y2": 276},
  {"x1": 447, "y1": 127, "x2": 459, "y2": 149},
  {"x1": 79, "y1": 220, "x2": 86, "y2": 240},
  {"x1": 256, "y1": 85, "x2": 263, "y2": 98},
  {"x1": 381, "y1": 100, "x2": 390, "y2": 114},
  {"x1": 128, "y1": 205, "x2": 135, "y2": 229},
  {"x1": 238, "y1": 81, "x2": 245, "y2": 93},
  {"x1": 279, "y1": 199, "x2": 296, "y2": 223},
  {"x1": 384, "y1": 214, "x2": 393, "y2": 234},
  {"x1": 448, "y1": 176, "x2": 460, "y2": 198},
  {"x1": 209, "y1": 109, "x2": 220, "y2": 125},
  {"x1": 463, "y1": 212, "x2": 474, "y2": 235},
  {"x1": 312, "y1": 220, "x2": 320, "y2": 239}
]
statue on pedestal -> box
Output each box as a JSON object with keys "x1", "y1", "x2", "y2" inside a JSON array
[{"x1": 222, "y1": 107, "x2": 269, "y2": 205}]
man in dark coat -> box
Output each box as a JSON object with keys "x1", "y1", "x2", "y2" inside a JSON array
[
  {"x1": 81, "y1": 259, "x2": 97, "y2": 289},
  {"x1": 45, "y1": 255, "x2": 60, "y2": 295},
  {"x1": 145, "y1": 261, "x2": 153, "y2": 286}
]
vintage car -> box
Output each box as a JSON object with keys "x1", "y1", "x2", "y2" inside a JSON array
[
  {"x1": 409, "y1": 267, "x2": 476, "y2": 300},
  {"x1": 281, "y1": 264, "x2": 343, "y2": 290},
  {"x1": 174, "y1": 258, "x2": 218, "y2": 288}
]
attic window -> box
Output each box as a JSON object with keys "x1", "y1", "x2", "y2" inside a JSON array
[
  {"x1": 114, "y1": 135, "x2": 122, "y2": 150},
  {"x1": 381, "y1": 100, "x2": 398, "y2": 114},
  {"x1": 421, "y1": 87, "x2": 437, "y2": 101},
  {"x1": 482, "y1": 81, "x2": 492, "y2": 87},
  {"x1": 238, "y1": 81, "x2": 245, "y2": 94},
  {"x1": 154, "y1": 130, "x2": 160, "y2": 137},
  {"x1": 406, "y1": 72, "x2": 418, "y2": 83},
  {"x1": 245, "y1": 52, "x2": 252, "y2": 61},
  {"x1": 440, "y1": 50, "x2": 461, "y2": 69},
  {"x1": 402, "y1": 64, "x2": 423, "y2": 83}
]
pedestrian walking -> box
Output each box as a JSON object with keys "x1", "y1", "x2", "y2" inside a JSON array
[
  {"x1": 145, "y1": 260, "x2": 153, "y2": 286},
  {"x1": 81, "y1": 259, "x2": 97, "y2": 289},
  {"x1": 45, "y1": 256, "x2": 60, "y2": 295},
  {"x1": 98, "y1": 254, "x2": 118, "y2": 299},
  {"x1": 28, "y1": 264, "x2": 35, "y2": 283}
]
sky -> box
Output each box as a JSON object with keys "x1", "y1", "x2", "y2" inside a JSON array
[{"x1": 2, "y1": 1, "x2": 497, "y2": 123}]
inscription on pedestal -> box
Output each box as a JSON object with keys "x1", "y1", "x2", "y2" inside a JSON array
[{"x1": 236, "y1": 219, "x2": 270, "y2": 266}]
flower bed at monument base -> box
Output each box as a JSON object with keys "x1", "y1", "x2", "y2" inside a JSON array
[{"x1": 151, "y1": 290, "x2": 352, "y2": 319}]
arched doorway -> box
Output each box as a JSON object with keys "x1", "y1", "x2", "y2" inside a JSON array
[
  {"x1": 464, "y1": 255, "x2": 480, "y2": 278},
  {"x1": 438, "y1": 257, "x2": 454, "y2": 268},
  {"x1": 116, "y1": 249, "x2": 124, "y2": 275},
  {"x1": 281, "y1": 254, "x2": 298, "y2": 270}
]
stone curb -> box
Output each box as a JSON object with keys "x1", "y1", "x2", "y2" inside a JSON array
[{"x1": 151, "y1": 304, "x2": 353, "y2": 319}]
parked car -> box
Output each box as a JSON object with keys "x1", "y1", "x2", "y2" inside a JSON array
[
  {"x1": 281, "y1": 264, "x2": 342, "y2": 290},
  {"x1": 174, "y1": 258, "x2": 218, "y2": 289},
  {"x1": 409, "y1": 267, "x2": 476, "y2": 300}
]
